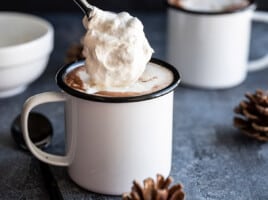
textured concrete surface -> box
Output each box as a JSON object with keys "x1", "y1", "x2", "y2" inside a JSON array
[{"x1": 0, "y1": 12, "x2": 268, "y2": 199}]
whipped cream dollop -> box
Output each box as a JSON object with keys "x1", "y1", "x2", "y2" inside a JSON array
[
  {"x1": 169, "y1": 0, "x2": 249, "y2": 12},
  {"x1": 82, "y1": 8, "x2": 154, "y2": 89}
]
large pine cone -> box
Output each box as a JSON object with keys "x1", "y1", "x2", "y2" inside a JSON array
[
  {"x1": 234, "y1": 89, "x2": 268, "y2": 141},
  {"x1": 122, "y1": 174, "x2": 185, "y2": 200}
]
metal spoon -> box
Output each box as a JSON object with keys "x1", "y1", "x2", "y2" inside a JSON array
[
  {"x1": 73, "y1": 0, "x2": 95, "y2": 19},
  {"x1": 11, "y1": 112, "x2": 53, "y2": 150},
  {"x1": 11, "y1": 112, "x2": 63, "y2": 200}
]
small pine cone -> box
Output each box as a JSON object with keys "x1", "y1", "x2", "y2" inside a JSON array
[
  {"x1": 233, "y1": 89, "x2": 268, "y2": 141},
  {"x1": 65, "y1": 43, "x2": 84, "y2": 64},
  {"x1": 122, "y1": 174, "x2": 185, "y2": 200}
]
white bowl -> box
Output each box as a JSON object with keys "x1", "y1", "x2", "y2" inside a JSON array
[{"x1": 0, "y1": 12, "x2": 54, "y2": 98}]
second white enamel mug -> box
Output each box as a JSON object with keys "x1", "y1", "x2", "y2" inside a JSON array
[{"x1": 167, "y1": 0, "x2": 268, "y2": 89}]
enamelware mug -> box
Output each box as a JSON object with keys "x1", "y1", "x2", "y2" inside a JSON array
[
  {"x1": 21, "y1": 58, "x2": 180, "y2": 195},
  {"x1": 167, "y1": 0, "x2": 268, "y2": 89}
]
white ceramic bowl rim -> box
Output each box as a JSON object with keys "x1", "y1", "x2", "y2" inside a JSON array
[
  {"x1": 0, "y1": 12, "x2": 53, "y2": 50},
  {"x1": 0, "y1": 12, "x2": 54, "y2": 67}
]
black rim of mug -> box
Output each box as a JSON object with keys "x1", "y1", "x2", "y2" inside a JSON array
[
  {"x1": 166, "y1": 0, "x2": 256, "y2": 15},
  {"x1": 56, "y1": 58, "x2": 181, "y2": 103}
]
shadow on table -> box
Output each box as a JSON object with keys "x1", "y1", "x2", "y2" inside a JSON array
[
  {"x1": 50, "y1": 166, "x2": 122, "y2": 199},
  {"x1": 0, "y1": 131, "x2": 17, "y2": 150},
  {"x1": 214, "y1": 125, "x2": 265, "y2": 147}
]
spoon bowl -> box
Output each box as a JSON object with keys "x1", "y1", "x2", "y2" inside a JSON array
[{"x1": 11, "y1": 112, "x2": 53, "y2": 150}]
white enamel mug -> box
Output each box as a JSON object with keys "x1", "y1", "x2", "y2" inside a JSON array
[
  {"x1": 21, "y1": 58, "x2": 180, "y2": 195},
  {"x1": 167, "y1": 0, "x2": 268, "y2": 89}
]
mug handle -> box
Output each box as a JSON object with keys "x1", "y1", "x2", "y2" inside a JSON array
[
  {"x1": 248, "y1": 11, "x2": 268, "y2": 72},
  {"x1": 22, "y1": 91, "x2": 69, "y2": 166}
]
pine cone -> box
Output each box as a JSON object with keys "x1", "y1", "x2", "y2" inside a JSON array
[
  {"x1": 65, "y1": 43, "x2": 84, "y2": 64},
  {"x1": 122, "y1": 174, "x2": 185, "y2": 200},
  {"x1": 233, "y1": 89, "x2": 268, "y2": 141}
]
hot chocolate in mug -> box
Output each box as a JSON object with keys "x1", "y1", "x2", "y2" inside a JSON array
[
  {"x1": 21, "y1": 58, "x2": 180, "y2": 195},
  {"x1": 167, "y1": 0, "x2": 268, "y2": 89}
]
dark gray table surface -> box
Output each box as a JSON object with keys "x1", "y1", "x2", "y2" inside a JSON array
[{"x1": 1, "y1": 11, "x2": 268, "y2": 200}]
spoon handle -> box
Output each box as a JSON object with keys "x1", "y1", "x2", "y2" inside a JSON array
[
  {"x1": 40, "y1": 161, "x2": 64, "y2": 200},
  {"x1": 73, "y1": 0, "x2": 94, "y2": 19}
]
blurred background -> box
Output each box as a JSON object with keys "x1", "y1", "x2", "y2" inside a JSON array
[{"x1": 1, "y1": 0, "x2": 268, "y2": 12}]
